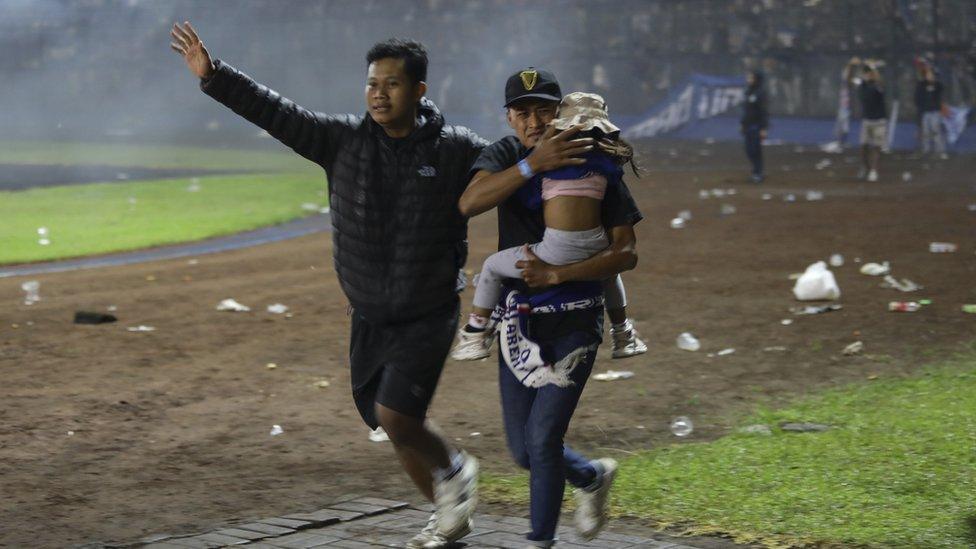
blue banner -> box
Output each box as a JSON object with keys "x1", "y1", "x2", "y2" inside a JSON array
[{"x1": 623, "y1": 73, "x2": 747, "y2": 139}]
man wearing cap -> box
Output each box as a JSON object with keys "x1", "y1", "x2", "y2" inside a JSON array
[
  {"x1": 456, "y1": 68, "x2": 644, "y2": 547},
  {"x1": 452, "y1": 70, "x2": 647, "y2": 361}
]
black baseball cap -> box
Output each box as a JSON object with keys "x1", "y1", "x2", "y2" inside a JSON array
[{"x1": 504, "y1": 67, "x2": 561, "y2": 108}]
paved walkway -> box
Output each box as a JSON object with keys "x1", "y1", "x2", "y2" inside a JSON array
[{"x1": 124, "y1": 496, "x2": 695, "y2": 549}]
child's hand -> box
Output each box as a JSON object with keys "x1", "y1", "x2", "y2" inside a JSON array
[
  {"x1": 526, "y1": 126, "x2": 593, "y2": 174},
  {"x1": 516, "y1": 245, "x2": 560, "y2": 288}
]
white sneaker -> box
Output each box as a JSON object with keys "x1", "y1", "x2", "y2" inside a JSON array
[
  {"x1": 574, "y1": 458, "x2": 617, "y2": 540},
  {"x1": 867, "y1": 169, "x2": 878, "y2": 182},
  {"x1": 610, "y1": 319, "x2": 648, "y2": 359},
  {"x1": 434, "y1": 451, "x2": 479, "y2": 539},
  {"x1": 406, "y1": 512, "x2": 471, "y2": 548},
  {"x1": 450, "y1": 327, "x2": 493, "y2": 361}
]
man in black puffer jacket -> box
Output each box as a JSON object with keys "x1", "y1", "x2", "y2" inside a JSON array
[{"x1": 171, "y1": 22, "x2": 484, "y2": 547}]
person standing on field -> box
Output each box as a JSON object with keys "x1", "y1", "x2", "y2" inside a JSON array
[{"x1": 170, "y1": 22, "x2": 484, "y2": 549}]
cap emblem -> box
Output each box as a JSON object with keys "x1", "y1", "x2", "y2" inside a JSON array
[{"x1": 520, "y1": 70, "x2": 538, "y2": 91}]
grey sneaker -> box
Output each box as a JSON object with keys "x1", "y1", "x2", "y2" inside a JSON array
[
  {"x1": 407, "y1": 512, "x2": 472, "y2": 548},
  {"x1": 610, "y1": 319, "x2": 648, "y2": 359},
  {"x1": 434, "y1": 451, "x2": 479, "y2": 539},
  {"x1": 450, "y1": 327, "x2": 493, "y2": 361},
  {"x1": 574, "y1": 458, "x2": 618, "y2": 540}
]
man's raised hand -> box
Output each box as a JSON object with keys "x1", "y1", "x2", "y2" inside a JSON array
[
  {"x1": 170, "y1": 21, "x2": 215, "y2": 80},
  {"x1": 526, "y1": 125, "x2": 594, "y2": 175}
]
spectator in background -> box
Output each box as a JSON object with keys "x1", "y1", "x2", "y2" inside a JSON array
[
  {"x1": 741, "y1": 70, "x2": 768, "y2": 183},
  {"x1": 846, "y1": 57, "x2": 886, "y2": 182},
  {"x1": 914, "y1": 64, "x2": 948, "y2": 159}
]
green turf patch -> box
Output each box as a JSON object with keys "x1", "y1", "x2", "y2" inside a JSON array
[
  {"x1": 0, "y1": 140, "x2": 313, "y2": 172},
  {"x1": 480, "y1": 350, "x2": 976, "y2": 548},
  {"x1": 1, "y1": 173, "x2": 327, "y2": 265}
]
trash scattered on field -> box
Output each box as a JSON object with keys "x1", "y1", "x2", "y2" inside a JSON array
[
  {"x1": 470, "y1": 432, "x2": 481, "y2": 437},
  {"x1": 780, "y1": 319, "x2": 794, "y2": 325},
  {"x1": 901, "y1": 171, "x2": 912, "y2": 182},
  {"x1": 842, "y1": 341, "x2": 864, "y2": 355},
  {"x1": 676, "y1": 332, "x2": 701, "y2": 351},
  {"x1": 698, "y1": 189, "x2": 710, "y2": 199},
  {"x1": 678, "y1": 210, "x2": 692, "y2": 221},
  {"x1": 265, "y1": 362, "x2": 278, "y2": 370},
  {"x1": 928, "y1": 242, "x2": 957, "y2": 253},
  {"x1": 270, "y1": 425, "x2": 284, "y2": 436},
  {"x1": 805, "y1": 190, "x2": 824, "y2": 201},
  {"x1": 711, "y1": 188, "x2": 727, "y2": 198},
  {"x1": 962, "y1": 304, "x2": 976, "y2": 314},
  {"x1": 267, "y1": 303, "x2": 289, "y2": 314},
  {"x1": 37, "y1": 227, "x2": 48, "y2": 236},
  {"x1": 763, "y1": 346, "x2": 788, "y2": 352},
  {"x1": 21, "y1": 280, "x2": 40, "y2": 305},
  {"x1": 888, "y1": 301, "x2": 920, "y2": 312},
  {"x1": 187, "y1": 259, "x2": 199, "y2": 266},
  {"x1": 670, "y1": 217, "x2": 686, "y2": 229},
  {"x1": 312, "y1": 379, "x2": 330, "y2": 388},
  {"x1": 859, "y1": 261, "x2": 890, "y2": 276},
  {"x1": 918, "y1": 299, "x2": 932, "y2": 305},
  {"x1": 593, "y1": 370, "x2": 634, "y2": 381},
  {"x1": 319, "y1": 206, "x2": 330, "y2": 214},
  {"x1": 783, "y1": 193, "x2": 796, "y2": 202},
  {"x1": 820, "y1": 141, "x2": 843, "y2": 153},
  {"x1": 368, "y1": 427, "x2": 390, "y2": 442},
  {"x1": 301, "y1": 202, "x2": 320, "y2": 212},
  {"x1": 880, "y1": 275, "x2": 922, "y2": 292},
  {"x1": 126, "y1": 325, "x2": 156, "y2": 332},
  {"x1": 216, "y1": 298, "x2": 250, "y2": 312},
  {"x1": 670, "y1": 416, "x2": 694, "y2": 437},
  {"x1": 720, "y1": 204, "x2": 737, "y2": 216},
  {"x1": 815, "y1": 158, "x2": 832, "y2": 170},
  {"x1": 828, "y1": 253, "x2": 844, "y2": 267},
  {"x1": 740, "y1": 424, "x2": 772, "y2": 435},
  {"x1": 761, "y1": 193, "x2": 772, "y2": 200},
  {"x1": 187, "y1": 178, "x2": 202, "y2": 192},
  {"x1": 107, "y1": 305, "x2": 118, "y2": 312},
  {"x1": 793, "y1": 261, "x2": 841, "y2": 301},
  {"x1": 780, "y1": 422, "x2": 831, "y2": 433},
  {"x1": 716, "y1": 348, "x2": 736, "y2": 356},
  {"x1": 790, "y1": 304, "x2": 843, "y2": 315},
  {"x1": 74, "y1": 311, "x2": 117, "y2": 324}
]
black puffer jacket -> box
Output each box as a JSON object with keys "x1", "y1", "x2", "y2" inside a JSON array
[
  {"x1": 201, "y1": 60, "x2": 486, "y2": 324},
  {"x1": 741, "y1": 71, "x2": 769, "y2": 130}
]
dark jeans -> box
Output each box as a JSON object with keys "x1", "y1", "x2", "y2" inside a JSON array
[
  {"x1": 498, "y1": 331, "x2": 599, "y2": 543},
  {"x1": 744, "y1": 125, "x2": 763, "y2": 177}
]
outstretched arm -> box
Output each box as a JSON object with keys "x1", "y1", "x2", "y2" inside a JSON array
[
  {"x1": 516, "y1": 224, "x2": 637, "y2": 288},
  {"x1": 170, "y1": 21, "x2": 343, "y2": 166}
]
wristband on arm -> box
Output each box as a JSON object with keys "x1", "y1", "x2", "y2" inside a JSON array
[{"x1": 517, "y1": 158, "x2": 535, "y2": 179}]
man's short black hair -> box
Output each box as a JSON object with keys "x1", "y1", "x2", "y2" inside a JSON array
[{"x1": 366, "y1": 39, "x2": 428, "y2": 85}]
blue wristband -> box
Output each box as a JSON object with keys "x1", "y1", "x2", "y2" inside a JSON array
[{"x1": 517, "y1": 158, "x2": 534, "y2": 179}]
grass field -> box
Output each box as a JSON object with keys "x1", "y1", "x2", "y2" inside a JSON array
[
  {"x1": 0, "y1": 140, "x2": 312, "y2": 171},
  {"x1": 1, "y1": 141, "x2": 325, "y2": 265},
  {"x1": 481, "y1": 345, "x2": 976, "y2": 548}
]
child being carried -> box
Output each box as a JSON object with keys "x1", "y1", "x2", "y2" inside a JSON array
[{"x1": 452, "y1": 92, "x2": 637, "y2": 360}]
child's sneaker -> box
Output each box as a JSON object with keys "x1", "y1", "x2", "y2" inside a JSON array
[
  {"x1": 451, "y1": 327, "x2": 493, "y2": 361},
  {"x1": 610, "y1": 319, "x2": 648, "y2": 359}
]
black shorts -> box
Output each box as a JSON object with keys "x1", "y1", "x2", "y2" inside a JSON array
[{"x1": 350, "y1": 297, "x2": 459, "y2": 429}]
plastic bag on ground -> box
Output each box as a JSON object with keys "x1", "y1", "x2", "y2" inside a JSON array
[{"x1": 792, "y1": 261, "x2": 841, "y2": 301}]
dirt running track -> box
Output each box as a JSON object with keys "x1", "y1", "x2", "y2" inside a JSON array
[{"x1": 1, "y1": 143, "x2": 974, "y2": 548}]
